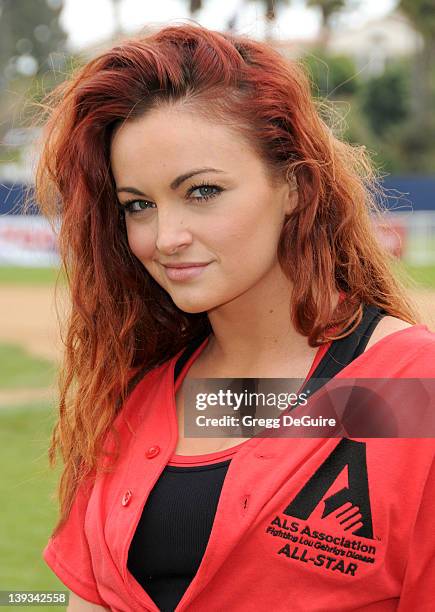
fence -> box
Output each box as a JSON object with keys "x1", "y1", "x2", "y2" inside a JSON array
[
  {"x1": 375, "y1": 211, "x2": 435, "y2": 265},
  {"x1": 1, "y1": 182, "x2": 435, "y2": 267}
]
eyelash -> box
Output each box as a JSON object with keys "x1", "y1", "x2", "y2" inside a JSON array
[{"x1": 120, "y1": 181, "x2": 223, "y2": 215}]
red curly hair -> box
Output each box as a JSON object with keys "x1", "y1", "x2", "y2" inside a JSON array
[{"x1": 33, "y1": 22, "x2": 418, "y2": 534}]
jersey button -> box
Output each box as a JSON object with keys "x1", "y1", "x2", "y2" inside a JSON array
[
  {"x1": 121, "y1": 490, "x2": 132, "y2": 506},
  {"x1": 146, "y1": 445, "x2": 161, "y2": 459}
]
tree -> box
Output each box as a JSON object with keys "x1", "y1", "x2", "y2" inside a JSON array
[
  {"x1": 187, "y1": 0, "x2": 203, "y2": 15},
  {"x1": 307, "y1": 0, "x2": 347, "y2": 47},
  {"x1": 109, "y1": 0, "x2": 123, "y2": 37},
  {"x1": 0, "y1": 0, "x2": 67, "y2": 81},
  {"x1": 399, "y1": 0, "x2": 435, "y2": 41},
  {"x1": 0, "y1": 0, "x2": 68, "y2": 142},
  {"x1": 361, "y1": 64, "x2": 410, "y2": 136},
  {"x1": 247, "y1": 0, "x2": 291, "y2": 40},
  {"x1": 398, "y1": 0, "x2": 435, "y2": 124},
  {"x1": 303, "y1": 51, "x2": 359, "y2": 98},
  {"x1": 186, "y1": 0, "x2": 291, "y2": 40}
]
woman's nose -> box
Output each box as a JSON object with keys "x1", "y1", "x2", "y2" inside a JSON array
[{"x1": 154, "y1": 208, "x2": 193, "y2": 255}]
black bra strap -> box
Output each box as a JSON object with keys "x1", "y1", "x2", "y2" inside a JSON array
[
  {"x1": 299, "y1": 303, "x2": 387, "y2": 397},
  {"x1": 309, "y1": 304, "x2": 386, "y2": 378},
  {"x1": 174, "y1": 303, "x2": 387, "y2": 385},
  {"x1": 173, "y1": 303, "x2": 387, "y2": 434}
]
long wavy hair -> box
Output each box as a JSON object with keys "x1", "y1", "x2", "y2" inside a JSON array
[{"x1": 33, "y1": 22, "x2": 419, "y2": 534}]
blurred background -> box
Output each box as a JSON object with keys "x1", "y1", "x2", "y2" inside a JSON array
[{"x1": 0, "y1": 0, "x2": 434, "y2": 605}]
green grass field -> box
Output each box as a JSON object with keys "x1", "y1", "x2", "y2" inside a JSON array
[
  {"x1": 0, "y1": 344, "x2": 56, "y2": 390},
  {"x1": 0, "y1": 338, "x2": 63, "y2": 607},
  {"x1": 0, "y1": 267, "x2": 65, "y2": 286},
  {"x1": 1, "y1": 262, "x2": 435, "y2": 287},
  {"x1": 396, "y1": 262, "x2": 435, "y2": 288},
  {"x1": 0, "y1": 403, "x2": 67, "y2": 610}
]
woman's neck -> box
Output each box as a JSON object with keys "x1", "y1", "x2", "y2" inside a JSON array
[{"x1": 201, "y1": 269, "x2": 339, "y2": 376}]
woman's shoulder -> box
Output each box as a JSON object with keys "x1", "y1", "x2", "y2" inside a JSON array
[
  {"x1": 364, "y1": 316, "x2": 419, "y2": 352},
  {"x1": 365, "y1": 316, "x2": 435, "y2": 352},
  {"x1": 347, "y1": 316, "x2": 435, "y2": 377}
]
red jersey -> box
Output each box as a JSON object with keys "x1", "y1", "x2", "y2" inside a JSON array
[{"x1": 43, "y1": 323, "x2": 435, "y2": 611}]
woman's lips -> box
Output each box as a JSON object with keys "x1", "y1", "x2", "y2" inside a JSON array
[{"x1": 163, "y1": 263, "x2": 211, "y2": 281}]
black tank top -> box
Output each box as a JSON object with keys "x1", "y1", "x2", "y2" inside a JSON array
[{"x1": 127, "y1": 304, "x2": 387, "y2": 612}]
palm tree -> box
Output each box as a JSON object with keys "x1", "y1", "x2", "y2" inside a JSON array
[
  {"x1": 399, "y1": 0, "x2": 435, "y2": 123},
  {"x1": 307, "y1": 0, "x2": 347, "y2": 47},
  {"x1": 110, "y1": 0, "x2": 123, "y2": 37},
  {"x1": 248, "y1": 0, "x2": 291, "y2": 40},
  {"x1": 186, "y1": 0, "x2": 291, "y2": 40},
  {"x1": 188, "y1": 0, "x2": 203, "y2": 15}
]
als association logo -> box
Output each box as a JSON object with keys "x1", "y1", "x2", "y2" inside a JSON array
[
  {"x1": 265, "y1": 439, "x2": 378, "y2": 577},
  {"x1": 283, "y1": 438, "x2": 373, "y2": 539}
]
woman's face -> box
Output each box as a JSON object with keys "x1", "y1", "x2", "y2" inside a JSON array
[{"x1": 110, "y1": 107, "x2": 296, "y2": 314}]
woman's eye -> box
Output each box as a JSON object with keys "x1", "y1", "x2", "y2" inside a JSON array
[
  {"x1": 123, "y1": 200, "x2": 154, "y2": 214},
  {"x1": 120, "y1": 183, "x2": 222, "y2": 215},
  {"x1": 188, "y1": 183, "x2": 222, "y2": 201}
]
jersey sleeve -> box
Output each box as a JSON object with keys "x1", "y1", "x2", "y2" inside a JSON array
[
  {"x1": 42, "y1": 474, "x2": 107, "y2": 607},
  {"x1": 398, "y1": 456, "x2": 435, "y2": 610}
]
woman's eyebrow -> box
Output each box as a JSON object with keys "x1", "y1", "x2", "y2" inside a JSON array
[{"x1": 116, "y1": 167, "x2": 225, "y2": 196}]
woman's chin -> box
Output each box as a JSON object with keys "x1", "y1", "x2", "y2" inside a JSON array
[{"x1": 171, "y1": 297, "x2": 210, "y2": 314}]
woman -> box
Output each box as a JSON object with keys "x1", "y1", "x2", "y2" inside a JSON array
[{"x1": 37, "y1": 23, "x2": 435, "y2": 611}]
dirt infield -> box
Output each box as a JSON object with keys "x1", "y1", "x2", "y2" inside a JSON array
[
  {"x1": 0, "y1": 285, "x2": 69, "y2": 362},
  {"x1": 0, "y1": 284, "x2": 434, "y2": 363}
]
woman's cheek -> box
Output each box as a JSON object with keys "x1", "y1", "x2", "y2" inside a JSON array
[{"x1": 126, "y1": 222, "x2": 155, "y2": 262}]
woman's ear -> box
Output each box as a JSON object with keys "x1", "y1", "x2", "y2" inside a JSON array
[{"x1": 284, "y1": 175, "x2": 298, "y2": 215}]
